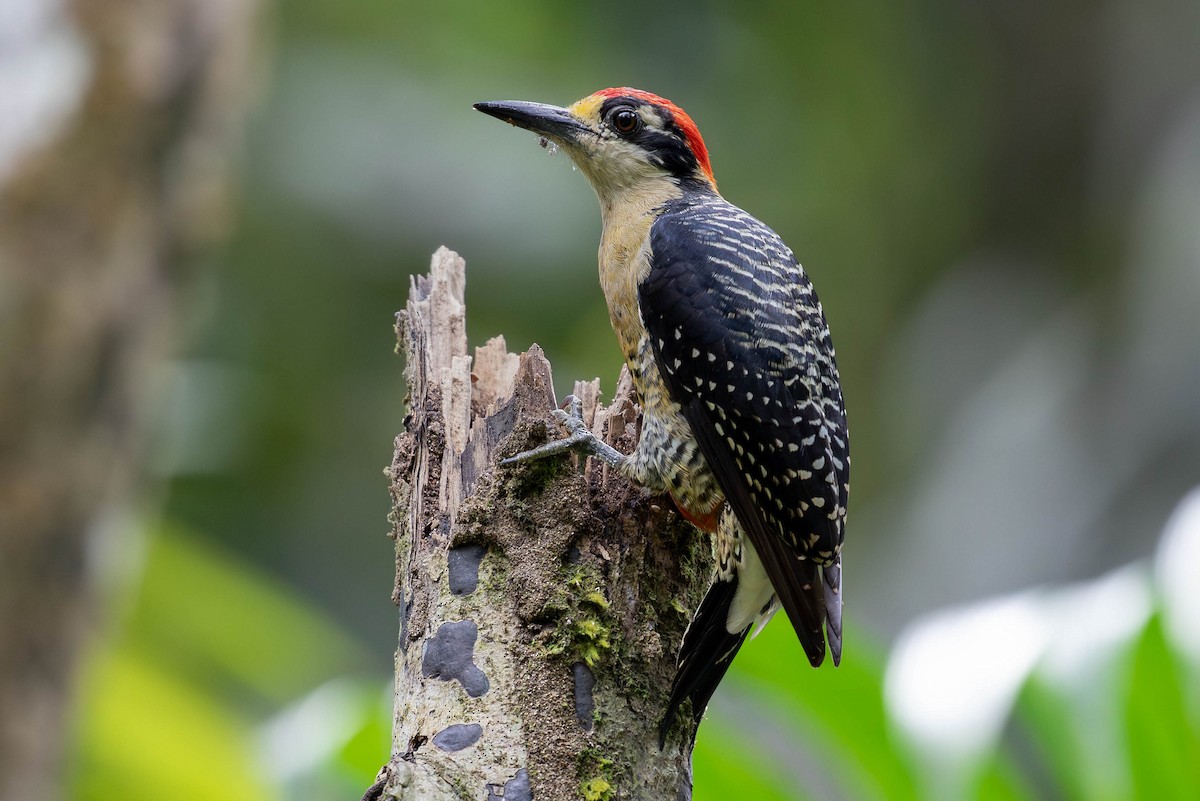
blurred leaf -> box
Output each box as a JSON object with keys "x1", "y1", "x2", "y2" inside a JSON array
[
  {"x1": 71, "y1": 645, "x2": 272, "y2": 801},
  {"x1": 693, "y1": 720, "x2": 809, "y2": 801},
  {"x1": 127, "y1": 524, "x2": 366, "y2": 703},
  {"x1": 1124, "y1": 615, "x2": 1200, "y2": 801},
  {"x1": 1013, "y1": 678, "x2": 1086, "y2": 801},
  {"x1": 727, "y1": 621, "x2": 919, "y2": 801},
  {"x1": 969, "y1": 752, "x2": 1037, "y2": 801},
  {"x1": 335, "y1": 689, "x2": 392, "y2": 780}
]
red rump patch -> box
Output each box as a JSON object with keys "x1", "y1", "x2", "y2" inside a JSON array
[
  {"x1": 595, "y1": 87, "x2": 715, "y2": 185},
  {"x1": 669, "y1": 492, "x2": 721, "y2": 533}
]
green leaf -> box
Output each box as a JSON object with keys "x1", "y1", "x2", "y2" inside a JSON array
[
  {"x1": 127, "y1": 524, "x2": 365, "y2": 702},
  {"x1": 1124, "y1": 615, "x2": 1200, "y2": 801},
  {"x1": 969, "y1": 751, "x2": 1037, "y2": 801},
  {"x1": 1012, "y1": 677, "x2": 1087, "y2": 801},
  {"x1": 693, "y1": 716, "x2": 810, "y2": 801},
  {"x1": 336, "y1": 690, "x2": 393, "y2": 780},
  {"x1": 724, "y1": 621, "x2": 919, "y2": 801},
  {"x1": 70, "y1": 644, "x2": 273, "y2": 801}
]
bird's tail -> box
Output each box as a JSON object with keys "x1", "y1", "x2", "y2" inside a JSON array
[
  {"x1": 659, "y1": 577, "x2": 751, "y2": 747},
  {"x1": 823, "y1": 557, "x2": 843, "y2": 665}
]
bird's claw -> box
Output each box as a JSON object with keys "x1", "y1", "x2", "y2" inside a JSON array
[
  {"x1": 550, "y1": 395, "x2": 586, "y2": 433},
  {"x1": 500, "y1": 394, "x2": 625, "y2": 468}
]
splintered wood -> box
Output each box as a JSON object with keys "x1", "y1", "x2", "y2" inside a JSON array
[
  {"x1": 400, "y1": 246, "x2": 637, "y2": 525},
  {"x1": 380, "y1": 247, "x2": 711, "y2": 801}
]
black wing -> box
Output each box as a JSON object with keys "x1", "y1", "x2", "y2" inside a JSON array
[{"x1": 641, "y1": 193, "x2": 849, "y2": 667}]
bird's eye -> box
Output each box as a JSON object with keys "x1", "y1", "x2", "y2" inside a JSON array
[{"x1": 611, "y1": 108, "x2": 641, "y2": 135}]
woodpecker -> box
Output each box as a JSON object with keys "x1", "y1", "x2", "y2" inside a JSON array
[{"x1": 475, "y1": 89, "x2": 849, "y2": 742}]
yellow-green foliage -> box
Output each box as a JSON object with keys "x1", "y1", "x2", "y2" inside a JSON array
[
  {"x1": 580, "y1": 776, "x2": 613, "y2": 801},
  {"x1": 540, "y1": 564, "x2": 616, "y2": 667},
  {"x1": 575, "y1": 617, "x2": 610, "y2": 668},
  {"x1": 584, "y1": 590, "x2": 609, "y2": 609}
]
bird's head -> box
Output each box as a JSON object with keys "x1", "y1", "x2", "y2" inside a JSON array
[{"x1": 475, "y1": 88, "x2": 716, "y2": 202}]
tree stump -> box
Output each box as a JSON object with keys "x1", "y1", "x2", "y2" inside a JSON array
[{"x1": 373, "y1": 247, "x2": 717, "y2": 800}]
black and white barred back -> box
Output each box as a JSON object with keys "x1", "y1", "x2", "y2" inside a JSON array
[{"x1": 641, "y1": 188, "x2": 850, "y2": 733}]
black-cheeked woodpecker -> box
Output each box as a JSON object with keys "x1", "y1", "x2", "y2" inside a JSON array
[{"x1": 475, "y1": 88, "x2": 850, "y2": 744}]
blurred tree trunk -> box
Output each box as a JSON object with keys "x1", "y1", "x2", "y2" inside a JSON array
[
  {"x1": 375, "y1": 248, "x2": 715, "y2": 800},
  {"x1": 0, "y1": 1, "x2": 261, "y2": 799}
]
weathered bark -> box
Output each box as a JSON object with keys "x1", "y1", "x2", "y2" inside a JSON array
[
  {"x1": 375, "y1": 248, "x2": 716, "y2": 800},
  {"x1": 0, "y1": 2, "x2": 261, "y2": 799}
]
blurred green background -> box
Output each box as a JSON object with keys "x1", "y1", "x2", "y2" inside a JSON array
[{"x1": 8, "y1": 0, "x2": 1199, "y2": 798}]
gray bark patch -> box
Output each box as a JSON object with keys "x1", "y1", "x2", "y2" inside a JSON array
[
  {"x1": 487, "y1": 768, "x2": 531, "y2": 801},
  {"x1": 448, "y1": 544, "x2": 486, "y2": 595},
  {"x1": 573, "y1": 662, "x2": 596, "y2": 732},
  {"x1": 421, "y1": 619, "x2": 490, "y2": 697},
  {"x1": 432, "y1": 723, "x2": 483, "y2": 752},
  {"x1": 398, "y1": 590, "x2": 413, "y2": 653}
]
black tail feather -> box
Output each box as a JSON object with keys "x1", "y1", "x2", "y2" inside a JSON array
[
  {"x1": 659, "y1": 577, "x2": 751, "y2": 747},
  {"x1": 822, "y1": 559, "x2": 842, "y2": 666}
]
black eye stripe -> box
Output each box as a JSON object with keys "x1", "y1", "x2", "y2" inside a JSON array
[{"x1": 596, "y1": 96, "x2": 699, "y2": 180}]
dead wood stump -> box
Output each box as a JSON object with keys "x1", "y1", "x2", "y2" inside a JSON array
[{"x1": 374, "y1": 247, "x2": 717, "y2": 800}]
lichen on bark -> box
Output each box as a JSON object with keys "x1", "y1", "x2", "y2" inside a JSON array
[{"x1": 375, "y1": 248, "x2": 716, "y2": 800}]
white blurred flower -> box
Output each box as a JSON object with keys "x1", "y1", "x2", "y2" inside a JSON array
[{"x1": 885, "y1": 534, "x2": 1164, "y2": 797}]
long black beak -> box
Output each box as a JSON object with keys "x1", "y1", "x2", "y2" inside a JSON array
[{"x1": 473, "y1": 100, "x2": 589, "y2": 142}]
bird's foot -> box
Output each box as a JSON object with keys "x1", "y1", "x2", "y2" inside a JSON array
[{"x1": 501, "y1": 395, "x2": 626, "y2": 468}]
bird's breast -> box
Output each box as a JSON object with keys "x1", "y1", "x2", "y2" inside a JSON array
[
  {"x1": 598, "y1": 216, "x2": 655, "y2": 365},
  {"x1": 596, "y1": 183, "x2": 682, "y2": 364}
]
